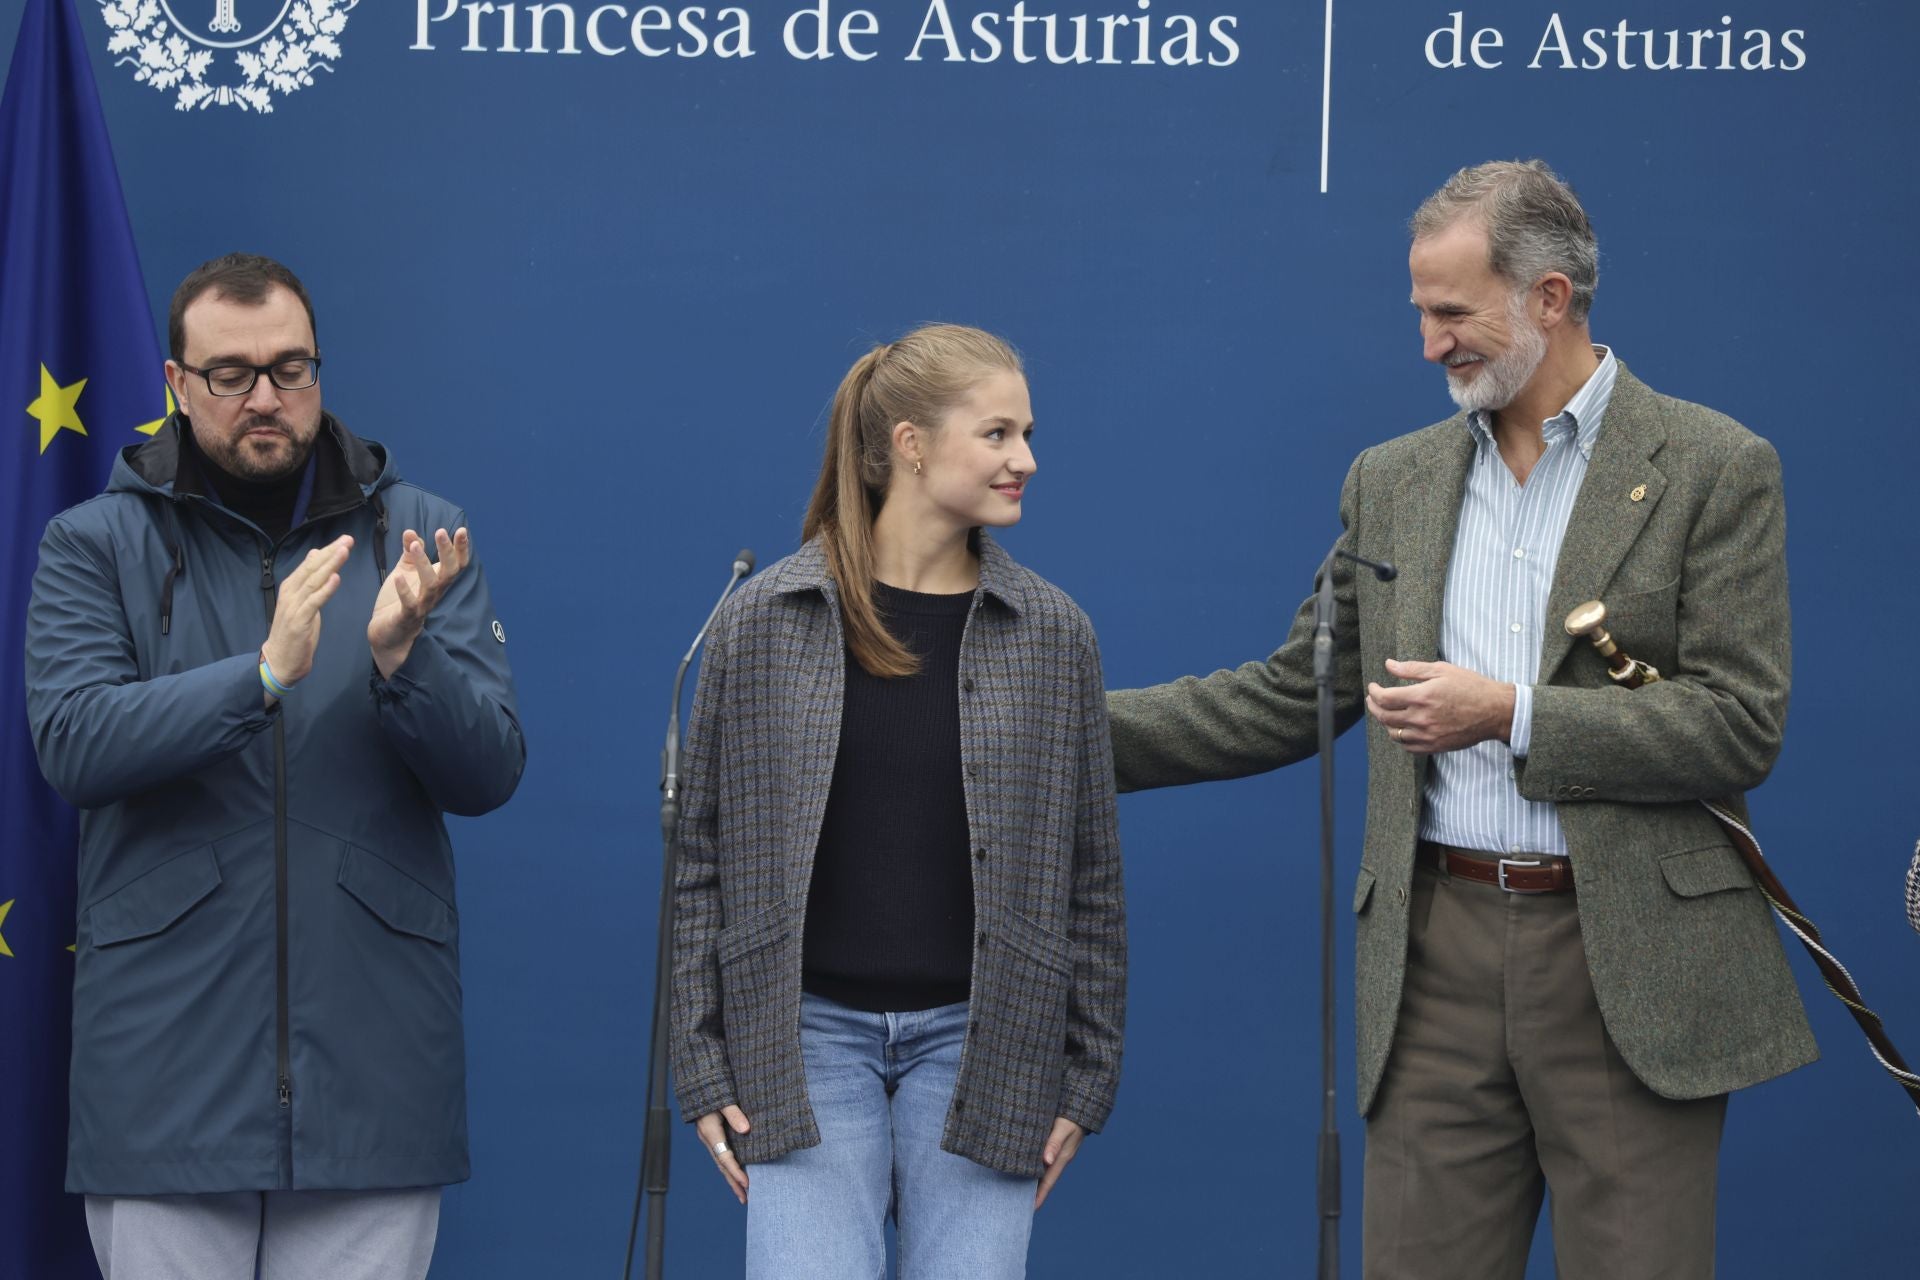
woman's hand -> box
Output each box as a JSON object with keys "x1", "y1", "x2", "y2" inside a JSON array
[
  {"x1": 695, "y1": 1105, "x2": 752, "y2": 1204},
  {"x1": 1034, "y1": 1117, "x2": 1086, "y2": 1209}
]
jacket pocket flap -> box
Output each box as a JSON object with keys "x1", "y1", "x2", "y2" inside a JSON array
[
  {"x1": 1002, "y1": 910, "x2": 1073, "y2": 976},
  {"x1": 90, "y1": 846, "x2": 222, "y2": 947},
  {"x1": 1659, "y1": 844, "x2": 1752, "y2": 898},
  {"x1": 338, "y1": 846, "x2": 455, "y2": 942},
  {"x1": 1352, "y1": 867, "x2": 1377, "y2": 914},
  {"x1": 715, "y1": 903, "x2": 791, "y2": 966}
]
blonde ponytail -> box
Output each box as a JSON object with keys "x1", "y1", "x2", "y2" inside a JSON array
[{"x1": 801, "y1": 325, "x2": 1022, "y2": 678}]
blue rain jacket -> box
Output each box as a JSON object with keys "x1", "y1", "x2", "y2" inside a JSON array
[{"x1": 24, "y1": 415, "x2": 524, "y2": 1195}]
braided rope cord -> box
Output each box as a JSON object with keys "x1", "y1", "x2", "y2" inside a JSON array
[
  {"x1": 1906, "y1": 840, "x2": 1920, "y2": 935},
  {"x1": 1587, "y1": 640, "x2": 1920, "y2": 1114},
  {"x1": 1700, "y1": 800, "x2": 1920, "y2": 1115}
]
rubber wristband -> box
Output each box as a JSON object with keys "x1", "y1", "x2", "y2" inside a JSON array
[{"x1": 259, "y1": 654, "x2": 296, "y2": 699}]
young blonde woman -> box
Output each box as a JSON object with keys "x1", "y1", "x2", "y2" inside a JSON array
[{"x1": 669, "y1": 324, "x2": 1125, "y2": 1278}]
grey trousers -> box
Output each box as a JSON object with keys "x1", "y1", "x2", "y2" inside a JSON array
[
  {"x1": 85, "y1": 1188, "x2": 441, "y2": 1280},
  {"x1": 1362, "y1": 861, "x2": 1727, "y2": 1280}
]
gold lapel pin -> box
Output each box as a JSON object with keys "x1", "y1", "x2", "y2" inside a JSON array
[{"x1": 1629, "y1": 484, "x2": 1647, "y2": 502}]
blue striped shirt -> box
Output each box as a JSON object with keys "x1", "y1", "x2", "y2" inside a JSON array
[{"x1": 1419, "y1": 347, "x2": 1617, "y2": 858}]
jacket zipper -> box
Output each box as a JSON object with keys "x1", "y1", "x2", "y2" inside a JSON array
[{"x1": 260, "y1": 548, "x2": 294, "y2": 1186}]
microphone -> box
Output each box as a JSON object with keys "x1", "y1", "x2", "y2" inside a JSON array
[
  {"x1": 1337, "y1": 548, "x2": 1397, "y2": 581},
  {"x1": 661, "y1": 549, "x2": 756, "y2": 838}
]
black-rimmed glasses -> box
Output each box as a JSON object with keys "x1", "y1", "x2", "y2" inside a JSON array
[{"x1": 182, "y1": 357, "x2": 321, "y2": 397}]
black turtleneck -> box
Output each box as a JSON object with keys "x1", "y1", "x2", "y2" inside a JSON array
[{"x1": 180, "y1": 424, "x2": 308, "y2": 543}]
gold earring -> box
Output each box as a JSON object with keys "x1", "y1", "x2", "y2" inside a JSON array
[{"x1": 913, "y1": 460, "x2": 923, "y2": 476}]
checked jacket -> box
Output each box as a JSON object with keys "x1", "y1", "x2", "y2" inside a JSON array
[{"x1": 669, "y1": 533, "x2": 1126, "y2": 1178}]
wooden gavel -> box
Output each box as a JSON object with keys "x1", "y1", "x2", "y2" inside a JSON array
[{"x1": 1563, "y1": 601, "x2": 1663, "y2": 689}]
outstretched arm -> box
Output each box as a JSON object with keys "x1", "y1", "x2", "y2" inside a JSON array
[{"x1": 1107, "y1": 453, "x2": 1371, "y2": 792}]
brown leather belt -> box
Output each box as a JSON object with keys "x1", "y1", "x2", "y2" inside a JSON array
[{"x1": 1418, "y1": 841, "x2": 1575, "y2": 894}]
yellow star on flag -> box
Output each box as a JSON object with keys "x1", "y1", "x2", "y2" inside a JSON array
[
  {"x1": 0, "y1": 899, "x2": 15, "y2": 959},
  {"x1": 26, "y1": 363, "x2": 88, "y2": 454},
  {"x1": 137, "y1": 383, "x2": 177, "y2": 437}
]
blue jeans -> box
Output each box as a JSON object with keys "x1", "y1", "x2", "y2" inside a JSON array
[{"x1": 744, "y1": 993, "x2": 1036, "y2": 1279}]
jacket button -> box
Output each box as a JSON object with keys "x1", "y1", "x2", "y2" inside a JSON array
[
  {"x1": 953, "y1": 1097, "x2": 966, "y2": 1113},
  {"x1": 1396, "y1": 887, "x2": 1407, "y2": 905},
  {"x1": 975, "y1": 847, "x2": 987, "y2": 862},
  {"x1": 963, "y1": 678, "x2": 976, "y2": 692},
  {"x1": 977, "y1": 930, "x2": 989, "y2": 947},
  {"x1": 1582, "y1": 786, "x2": 1597, "y2": 799}
]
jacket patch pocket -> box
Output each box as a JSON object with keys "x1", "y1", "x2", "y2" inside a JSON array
[
  {"x1": 90, "y1": 845, "x2": 222, "y2": 947},
  {"x1": 1352, "y1": 867, "x2": 1377, "y2": 915},
  {"x1": 1000, "y1": 910, "x2": 1073, "y2": 978},
  {"x1": 715, "y1": 903, "x2": 792, "y2": 968},
  {"x1": 1659, "y1": 844, "x2": 1753, "y2": 898},
  {"x1": 974, "y1": 911, "x2": 1073, "y2": 1161},
  {"x1": 1601, "y1": 573, "x2": 1682, "y2": 657},
  {"x1": 338, "y1": 846, "x2": 455, "y2": 943},
  {"x1": 714, "y1": 904, "x2": 795, "y2": 1106}
]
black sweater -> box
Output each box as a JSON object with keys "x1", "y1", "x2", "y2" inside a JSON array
[{"x1": 802, "y1": 581, "x2": 975, "y2": 1013}]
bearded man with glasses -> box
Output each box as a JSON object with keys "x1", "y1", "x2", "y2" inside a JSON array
[{"x1": 25, "y1": 253, "x2": 526, "y2": 1279}]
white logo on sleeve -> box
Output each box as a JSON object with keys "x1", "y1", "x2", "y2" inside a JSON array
[{"x1": 492, "y1": 621, "x2": 506, "y2": 644}]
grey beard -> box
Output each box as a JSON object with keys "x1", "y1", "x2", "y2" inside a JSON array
[{"x1": 1445, "y1": 294, "x2": 1548, "y2": 414}]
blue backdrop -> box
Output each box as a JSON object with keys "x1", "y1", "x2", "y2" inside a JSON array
[{"x1": 3, "y1": 0, "x2": 1915, "y2": 1273}]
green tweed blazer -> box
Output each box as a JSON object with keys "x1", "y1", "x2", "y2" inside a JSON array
[{"x1": 1109, "y1": 366, "x2": 1816, "y2": 1114}]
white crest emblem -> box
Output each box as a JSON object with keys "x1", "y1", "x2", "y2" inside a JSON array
[{"x1": 97, "y1": 0, "x2": 358, "y2": 112}]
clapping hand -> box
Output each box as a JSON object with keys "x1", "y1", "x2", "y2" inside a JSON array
[
  {"x1": 261, "y1": 535, "x2": 354, "y2": 702},
  {"x1": 369, "y1": 527, "x2": 471, "y2": 679}
]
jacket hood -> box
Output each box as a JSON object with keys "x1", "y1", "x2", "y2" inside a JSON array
[{"x1": 108, "y1": 411, "x2": 398, "y2": 511}]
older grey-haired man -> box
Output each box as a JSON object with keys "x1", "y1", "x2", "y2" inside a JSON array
[{"x1": 1109, "y1": 160, "x2": 1814, "y2": 1278}]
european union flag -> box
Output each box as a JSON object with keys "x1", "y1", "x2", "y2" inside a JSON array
[{"x1": 1, "y1": 0, "x2": 166, "y2": 1273}]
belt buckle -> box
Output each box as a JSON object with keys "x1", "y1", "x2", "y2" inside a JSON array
[{"x1": 1497, "y1": 857, "x2": 1544, "y2": 893}]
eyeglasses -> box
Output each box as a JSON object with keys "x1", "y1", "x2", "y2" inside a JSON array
[{"x1": 182, "y1": 357, "x2": 321, "y2": 397}]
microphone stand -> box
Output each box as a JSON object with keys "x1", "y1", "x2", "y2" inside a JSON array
[
  {"x1": 1311, "y1": 542, "x2": 1394, "y2": 1280},
  {"x1": 624, "y1": 551, "x2": 755, "y2": 1280}
]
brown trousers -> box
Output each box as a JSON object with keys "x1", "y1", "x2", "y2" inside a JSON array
[{"x1": 1363, "y1": 861, "x2": 1727, "y2": 1280}]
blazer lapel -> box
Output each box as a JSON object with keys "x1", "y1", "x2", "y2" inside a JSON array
[
  {"x1": 1392, "y1": 420, "x2": 1476, "y2": 664},
  {"x1": 1537, "y1": 366, "x2": 1669, "y2": 683}
]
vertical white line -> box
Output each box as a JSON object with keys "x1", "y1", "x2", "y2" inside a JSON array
[{"x1": 1320, "y1": 0, "x2": 1335, "y2": 193}]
